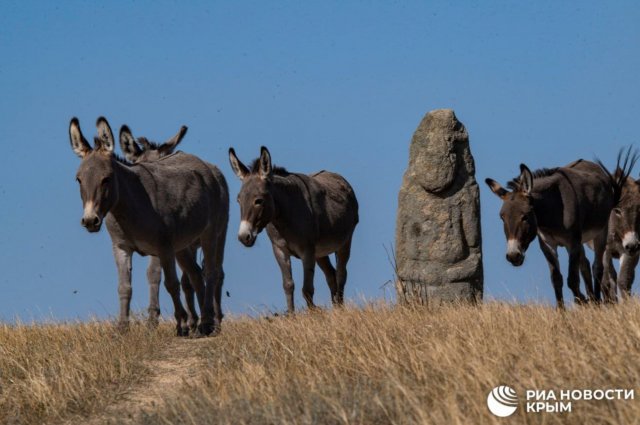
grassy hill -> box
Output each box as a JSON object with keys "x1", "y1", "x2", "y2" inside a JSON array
[{"x1": 1, "y1": 301, "x2": 639, "y2": 424}]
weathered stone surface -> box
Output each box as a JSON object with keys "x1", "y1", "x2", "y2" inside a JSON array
[{"x1": 395, "y1": 109, "x2": 483, "y2": 304}]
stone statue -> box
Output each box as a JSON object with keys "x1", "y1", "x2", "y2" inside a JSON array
[{"x1": 395, "y1": 109, "x2": 483, "y2": 304}]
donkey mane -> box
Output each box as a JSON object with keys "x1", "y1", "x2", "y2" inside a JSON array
[
  {"x1": 112, "y1": 153, "x2": 134, "y2": 166},
  {"x1": 507, "y1": 167, "x2": 559, "y2": 191},
  {"x1": 597, "y1": 146, "x2": 639, "y2": 205},
  {"x1": 137, "y1": 137, "x2": 162, "y2": 150},
  {"x1": 249, "y1": 159, "x2": 290, "y2": 176}
]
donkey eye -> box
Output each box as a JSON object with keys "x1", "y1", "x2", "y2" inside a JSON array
[
  {"x1": 522, "y1": 215, "x2": 528, "y2": 222},
  {"x1": 614, "y1": 208, "x2": 622, "y2": 216},
  {"x1": 255, "y1": 198, "x2": 264, "y2": 206},
  {"x1": 101, "y1": 177, "x2": 110, "y2": 186}
]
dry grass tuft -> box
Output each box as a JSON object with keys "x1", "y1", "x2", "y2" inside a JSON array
[{"x1": 0, "y1": 319, "x2": 173, "y2": 425}]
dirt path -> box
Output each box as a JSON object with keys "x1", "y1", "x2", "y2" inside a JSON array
[{"x1": 78, "y1": 337, "x2": 208, "y2": 425}]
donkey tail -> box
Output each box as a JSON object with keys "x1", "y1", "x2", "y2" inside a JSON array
[{"x1": 596, "y1": 146, "x2": 639, "y2": 205}]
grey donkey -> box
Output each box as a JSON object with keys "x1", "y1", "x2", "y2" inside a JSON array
[
  {"x1": 118, "y1": 124, "x2": 203, "y2": 332},
  {"x1": 69, "y1": 117, "x2": 228, "y2": 336},
  {"x1": 229, "y1": 146, "x2": 359, "y2": 312},
  {"x1": 486, "y1": 159, "x2": 626, "y2": 308},
  {"x1": 600, "y1": 164, "x2": 640, "y2": 302}
]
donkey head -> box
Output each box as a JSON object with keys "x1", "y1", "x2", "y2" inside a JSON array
[
  {"x1": 228, "y1": 146, "x2": 276, "y2": 247},
  {"x1": 485, "y1": 164, "x2": 538, "y2": 266},
  {"x1": 69, "y1": 117, "x2": 119, "y2": 233},
  {"x1": 119, "y1": 125, "x2": 188, "y2": 163},
  {"x1": 612, "y1": 171, "x2": 640, "y2": 255}
]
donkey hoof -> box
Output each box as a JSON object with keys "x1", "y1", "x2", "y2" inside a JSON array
[
  {"x1": 198, "y1": 322, "x2": 221, "y2": 337},
  {"x1": 574, "y1": 297, "x2": 588, "y2": 306},
  {"x1": 197, "y1": 323, "x2": 214, "y2": 336},
  {"x1": 176, "y1": 326, "x2": 190, "y2": 337},
  {"x1": 308, "y1": 305, "x2": 323, "y2": 314},
  {"x1": 191, "y1": 328, "x2": 207, "y2": 339},
  {"x1": 116, "y1": 321, "x2": 130, "y2": 334},
  {"x1": 146, "y1": 317, "x2": 159, "y2": 329}
]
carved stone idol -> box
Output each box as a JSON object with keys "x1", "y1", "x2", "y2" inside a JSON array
[{"x1": 395, "y1": 109, "x2": 483, "y2": 304}]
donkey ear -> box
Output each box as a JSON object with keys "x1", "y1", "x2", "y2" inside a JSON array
[
  {"x1": 69, "y1": 117, "x2": 92, "y2": 158},
  {"x1": 95, "y1": 117, "x2": 115, "y2": 153},
  {"x1": 228, "y1": 148, "x2": 249, "y2": 180},
  {"x1": 159, "y1": 125, "x2": 187, "y2": 156},
  {"x1": 519, "y1": 164, "x2": 534, "y2": 194},
  {"x1": 485, "y1": 178, "x2": 509, "y2": 199},
  {"x1": 614, "y1": 167, "x2": 625, "y2": 181},
  {"x1": 259, "y1": 146, "x2": 272, "y2": 179},
  {"x1": 119, "y1": 125, "x2": 142, "y2": 162},
  {"x1": 137, "y1": 137, "x2": 152, "y2": 150}
]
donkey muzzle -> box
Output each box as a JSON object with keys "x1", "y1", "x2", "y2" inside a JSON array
[
  {"x1": 81, "y1": 214, "x2": 102, "y2": 232},
  {"x1": 506, "y1": 239, "x2": 524, "y2": 266},
  {"x1": 239, "y1": 233, "x2": 256, "y2": 247},
  {"x1": 506, "y1": 252, "x2": 525, "y2": 266},
  {"x1": 238, "y1": 220, "x2": 257, "y2": 247}
]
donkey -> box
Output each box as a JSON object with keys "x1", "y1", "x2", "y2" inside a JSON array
[
  {"x1": 119, "y1": 124, "x2": 188, "y2": 163},
  {"x1": 486, "y1": 159, "x2": 623, "y2": 308},
  {"x1": 118, "y1": 124, "x2": 203, "y2": 331},
  {"x1": 228, "y1": 147, "x2": 359, "y2": 312},
  {"x1": 69, "y1": 117, "x2": 228, "y2": 336},
  {"x1": 601, "y1": 170, "x2": 640, "y2": 302}
]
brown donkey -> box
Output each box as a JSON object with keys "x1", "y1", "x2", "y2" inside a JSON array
[
  {"x1": 486, "y1": 159, "x2": 624, "y2": 308},
  {"x1": 228, "y1": 147, "x2": 359, "y2": 312},
  {"x1": 601, "y1": 170, "x2": 640, "y2": 302},
  {"x1": 69, "y1": 117, "x2": 228, "y2": 336},
  {"x1": 118, "y1": 124, "x2": 207, "y2": 333}
]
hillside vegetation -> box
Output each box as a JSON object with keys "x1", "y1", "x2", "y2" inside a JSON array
[{"x1": 1, "y1": 301, "x2": 639, "y2": 424}]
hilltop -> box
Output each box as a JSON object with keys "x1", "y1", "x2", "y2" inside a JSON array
[{"x1": 1, "y1": 301, "x2": 639, "y2": 424}]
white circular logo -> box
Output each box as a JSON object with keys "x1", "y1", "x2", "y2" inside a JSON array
[{"x1": 487, "y1": 385, "x2": 518, "y2": 417}]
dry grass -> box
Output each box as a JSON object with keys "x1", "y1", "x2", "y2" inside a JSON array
[
  {"x1": 139, "y1": 301, "x2": 640, "y2": 425},
  {"x1": 0, "y1": 319, "x2": 173, "y2": 425},
  {"x1": 2, "y1": 301, "x2": 640, "y2": 424}
]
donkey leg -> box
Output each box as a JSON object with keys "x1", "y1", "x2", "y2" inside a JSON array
[
  {"x1": 619, "y1": 254, "x2": 638, "y2": 300},
  {"x1": 317, "y1": 256, "x2": 338, "y2": 304},
  {"x1": 301, "y1": 249, "x2": 317, "y2": 309},
  {"x1": 159, "y1": 254, "x2": 189, "y2": 336},
  {"x1": 180, "y1": 273, "x2": 197, "y2": 333},
  {"x1": 538, "y1": 239, "x2": 565, "y2": 309},
  {"x1": 602, "y1": 249, "x2": 617, "y2": 304},
  {"x1": 213, "y1": 237, "x2": 226, "y2": 332},
  {"x1": 113, "y1": 245, "x2": 133, "y2": 332},
  {"x1": 146, "y1": 256, "x2": 162, "y2": 327},
  {"x1": 591, "y1": 231, "x2": 608, "y2": 303},
  {"x1": 567, "y1": 245, "x2": 588, "y2": 305},
  {"x1": 201, "y1": 234, "x2": 225, "y2": 335},
  {"x1": 578, "y1": 247, "x2": 595, "y2": 302},
  {"x1": 608, "y1": 258, "x2": 618, "y2": 293},
  {"x1": 190, "y1": 245, "x2": 206, "y2": 311},
  {"x1": 334, "y1": 235, "x2": 353, "y2": 305},
  {"x1": 176, "y1": 248, "x2": 204, "y2": 333},
  {"x1": 272, "y1": 243, "x2": 295, "y2": 313}
]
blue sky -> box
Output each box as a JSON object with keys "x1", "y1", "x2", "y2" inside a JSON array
[{"x1": 1, "y1": 1, "x2": 638, "y2": 322}]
